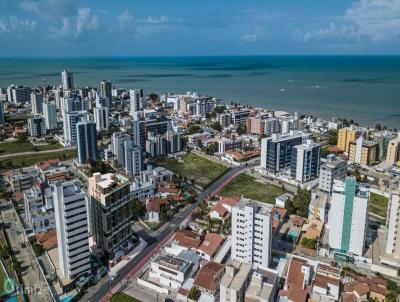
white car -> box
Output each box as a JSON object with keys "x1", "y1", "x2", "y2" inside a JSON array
[{"x1": 110, "y1": 273, "x2": 119, "y2": 281}]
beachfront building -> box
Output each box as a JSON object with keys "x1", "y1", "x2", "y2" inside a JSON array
[{"x1": 61, "y1": 70, "x2": 74, "y2": 91}]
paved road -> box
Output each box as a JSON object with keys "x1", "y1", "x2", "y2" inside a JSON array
[
  {"x1": 0, "y1": 147, "x2": 75, "y2": 160},
  {"x1": 0, "y1": 202, "x2": 52, "y2": 302},
  {"x1": 89, "y1": 164, "x2": 254, "y2": 302}
]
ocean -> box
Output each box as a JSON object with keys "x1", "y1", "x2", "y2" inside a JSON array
[{"x1": 0, "y1": 56, "x2": 399, "y2": 128}]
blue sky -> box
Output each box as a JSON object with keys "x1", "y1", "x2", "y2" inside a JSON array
[{"x1": 0, "y1": 0, "x2": 399, "y2": 56}]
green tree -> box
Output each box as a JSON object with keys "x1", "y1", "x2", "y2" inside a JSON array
[
  {"x1": 289, "y1": 187, "x2": 311, "y2": 218},
  {"x1": 213, "y1": 106, "x2": 226, "y2": 114},
  {"x1": 188, "y1": 287, "x2": 201, "y2": 301},
  {"x1": 301, "y1": 237, "x2": 317, "y2": 249},
  {"x1": 236, "y1": 124, "x2": 247, "y2": 136},
  {"x1": 148, "y1": 93, "x2": 159, "y2": 101},
  {"x1": 188, "y1": 125, "x2": 202, "y2": 135},
  {"x1": 210, "y1": 121, "x2": 222, "y2": 132},
  {"x1": 353, "y1": 169, "x2": 362, "y2": 182},
  {"x1": 131, "y1": 199, "x2": 144, "y2": 220}
]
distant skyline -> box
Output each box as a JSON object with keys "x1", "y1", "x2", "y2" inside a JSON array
[{"x1": 0, "y1": 0, "x2": 400, "y2": 56}]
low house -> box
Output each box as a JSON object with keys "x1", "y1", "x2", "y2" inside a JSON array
[
  {"x1": 311, "y1": 263, "x2": 340, "y2": 301},
  {"x1": 271, "y1": 207, "x2": 287, "y2": 232},
  {"x1": 275, "y1": 193, "x2": 293, "y2": 209},
  {"x1": 197, "y1": 232, "x2": 225, "y2": 260},
  {"x1": 220, "y1": 260, "x2": 252, "y2": 302},
  {"x1": 279, "y1": 256, "x2": 310, "y2": 302},
  {"x1": 342, "y1": 273, "x2": 387, "y2": 302},
  {"x1": 209, "y1": 203, "x2": 230, "y2": 220},
  {"x1": 193, "y1": 261, "x2": 225, "y2": 297},
  {"x1": 245, "y1": 267, "x2": 279, "y2": 302},
  {"x1": 146, "y1": 197, "x2": 169, "y2": 223},
  {"x1": 173, "y1": 230, "x2": 202, "y2": 251}
]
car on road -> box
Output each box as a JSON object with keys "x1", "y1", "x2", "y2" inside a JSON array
[{"x1": 110, "y1": 273, "x2": 119, "y2": 281}]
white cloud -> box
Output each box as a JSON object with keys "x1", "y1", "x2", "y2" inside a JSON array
[
  {"x1": 0, "y1": 15, "x2": 37, "y2": 33},
  {"x1": 301, "y1": 0, "x2": 400, "y2": 42},
  {"x1": 241, "y1": 33, "x2": 258, "y2": 43},
  {"x1": 75, "y1": 8, "x2": 98, "y2": 37},
  {"x1": 118, "y1": 9, "x2": 133, "y2": 29}
]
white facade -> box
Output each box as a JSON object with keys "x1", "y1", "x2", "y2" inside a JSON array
[
  {"x1": 53, "y1": 181, "x2": 91, "y2": 280},
  {"x1": 327, "y1": 178, "x2": 369, "y2": 256},
  {"x1": 93, "y1": 106, "x2": 109, "y2": 131},
  {"x1": 63, "y1": 111, "x2": 88, "y2": 146},
  {"x1": 130, "y1": 89, "x2": 142, "y2": 115},
  {"x1": 386, "y1": 192, "x2": 400, "y2": 258},
  {"x1": 111, "y1": 132, "x2": 131, "y2": 168},
  {"x1": 31, "y1": 92, "x2": 43, "y2": 115},
  {"x1": 232, "y1": 198, "x2": 272, "y2": 268},
  {"x1": 61, "y1": 70, "x2": 74, "y2": 91},
  {"x1": 43, "y1": 101, "x2": 57, "y2": 129},
  {"x1": 124, "y1": 140, "x2": 143, "y2": 176},
  {"x1": 319, "y1": 154, "x2": 347, "y2": 194}
]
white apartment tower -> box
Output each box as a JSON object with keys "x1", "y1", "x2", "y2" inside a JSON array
[
  {"x1": 130, "y1": 89, "x2": 142, "y2": 115},
  {"x1": 231, "y1": 198, "x2": 272, "y2": 268},
  {"x1": 327, "y1": 177, "x2": 369, "y2": 256},
  {"x1": 124, "y1": 140, "x2": 143, "y2": 176},
  {"x1": 61, "y1": 70, "x2": 74, "y2": 91},
  {"x1": 319, "y1": 154, "x2": 347, "y2": 194},
  {"x1": 43, "y1": 101, "x2": 58, "y2": 129},
  {"x1": 93, "y1": 106, "x2": 109, "y2": 131},
  {"x1": 53, "y1": 181, "x2": 91, "y2": 280},
  {"x1": 386, "y1": 192, "x2": 400, "y2": 259},
  {"x1": 31, "y1": 92, "x2": 43, "y2": 114}
]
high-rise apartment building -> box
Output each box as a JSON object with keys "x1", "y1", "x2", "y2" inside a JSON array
[
  {"x1": 61, "y1": 70, "x2": 74, "y2": 91},
  {"x1": 290, "y1": 139, "x2": 320, "y2": 183},
  {"x1": 100, "y1": 80, "x2": 112, "y2": 107},
  {"x1": 88, "y1": 173, "x2": 135, "y2": 259},
  {"x1": 260, "y1": 131, "x2": 307, "y2": 173},
  {"x1": 124, "y1": 140, "x2": 143, "y2": 176},
  {"x1": 43, "y1": 101, "x2": 57, "y2": 129},
  {"x1": 28, "y1": 115, "x2": 46, "y2": 137},
  {"x1": 53, "y1": 181, "x2": 91, "y2": 280},
  {"x1": 76, "y1": 121, "x2": 98, "y2": 164},
  {"x1": 130, "y1": 89, "x2": 142, "y2": 114},
  {"x1": 93, "y1": 106, "x2": 109, "y2": 132},
  {"x1": 246, "y1": 116, "x2": 266, "y2": 135},
  {"x1": 63, "y1": 111, "x2": 88, "y2": 146},
  {"x1": 0, "y1": 100, "x2": 4, "y2": 124},
  {"x1": 327, "y1": 177, "x2": 369, "y2": 256},
  {"x1": 319, "y1": 154, "x2": 347, "y2": 194},
  {"x1": 337, "y1": 126, "x2": 361, "y2": 153},
  {"x1": 133, "y1": 117, "x2": 171, "y2": 148},
  {"x1": 7, "y1": 85, "x2": 31, "y2": 104},
  {"x1": 111, "y1": 132, "x2": 131, "y2": 168},
  {"x1": 31, "y1": 92, "x2": 43, "y2": 114},
  {"x1": 386, "y1": 192, "x2": 400, "y2": 259},
  {"x1": 231, "y1": 198, "x2": 272, "y2": 268},
  {"x1": 386, "y1": 133, "x2": 400, "y2": 166},
  {"x1": 348, "y1": 137, "x2": 378, "y2": 166}
]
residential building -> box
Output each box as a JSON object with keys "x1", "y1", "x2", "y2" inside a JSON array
[
  {"x1": 260, "y1": 131, "x2": 307, "y2": 173},
  {"x1": 63, "y1": 111, "x2": 88, "y2": 146},
  {"x1": 93, "y1": 105, "x2": 109, "y2": 131},
  {"x1": 231, "y1": 109, "x2": 250, "y2": 126},
  {"x1": 311, "y1": 263, "x2": 340, "y2": 301},
  {"x1": 218, "y1": 137, "x2": 243, "y2": 154},
  {"x1": 245, "y1": 268, "x2": 279, "y2": 302},
  {"x1": 308, "y1": 192, "x2": 328, "y2": 221},
  {"x1": 88, "y1": 173, "x2": 135, "y2": 259},
  {"x1": 111, "y1": 132, "x2": 131, "y2": 168},
  {"x1": 61, "y1": 70, "x2": 74, "y2": 91},
  {"x1": 124, "y1": 140, "x2": 143, "y2": 176},
  {"x1": 348, "y1": 137, "x2": 378, "y2": 166},
  {"x1": 28, "y1": 115, "x2": 46, "y2": 137},
  {"x1": 264, "y1": 118, "x2": 280, "y2": 137},
  {"x1": 53, "y1": 181, "x2": 91, "y2": 280},
  {"x1": 133, "y1": 117, "x2": 171, "y2": 148},
  {"x1": 24, "y1": 186, "x2": 55, "y2": 234},
  {"x1": 319, "y1": 154, "x2": 347, "y2": 194},
  {"x1": 195, "y1": 98, "x2": 216, "y2": 116},
  {"x1": 130, "y1": 89, "x2": 142, "y2": 114},
  {"x1": 386, "y1": 132, "x2": 400, "y2": 166},
  {"x1": 220, "y1": 260, "x2": 252, "y2": 302},
  {"x1": 217, "y1": 113, "x2": 231, "y2": 128},
  {"x1": 0, "y1": 100, "x2": 4, "y2": 124},
  {"x1": 385, "y1": 192, "x2": 400, "y2": 259},
  {"x1": 99, "y1": 80, "x2": 112, "y2": 107},
  {"x1": 278, "y1": 256, "x2": 310, "y2": 302},
  {"x1": 7, "y1": 167, "x2": 38, "y2": 192},
  {"x1": 31, "y1": 92, "x2": 43, "y2": 114},
  {"x1": 231, "y1": 198, "x2": 272, "y2": 268},
  {"x1": 327, "y1": 177, "x2": 369, "y2": 256},
  {"x1": 290, "y1": 139, "x2": 320, "y2": 183},
  {"x1": 165, "y1": 130, "x2": 182, "y2": 154},
  {"x1": 7, "y1": 85, "x2": 31, "y2": 104},
  {"x1": 76, "y1": 120, "x2": 98, "y2": 164},
  {"x1": 337, "y1": 126, "x2": 361, "y2": 153},
  {"x1": 43, "y1": 101, "x2": 58, "y2": 129},
  {"x1": 247, "y1": 116, "x2": 266, "y2": 135},
  {"x1": 193, "y1": 261, "x2": 225, "y2": 297}
]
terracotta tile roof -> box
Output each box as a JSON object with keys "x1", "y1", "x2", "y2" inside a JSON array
[
  {"x1": 15, "y1": 191, "x2": 24, "y2": 202},
  {"x1": 35, "y1": 229, "x2": 57, "y2": 250},
  {"x1": 178, "y1": 288, "x2": 189, "y2": 297},
  {"x1": 272, "y1": 206, "x2": 288, "y2": 218},
  {"x1": 316, "y1": 263, "x2": 340, "y2": 274},
  {"x1": 35, "y1": 159, "x2": 60, "y2": 171},
  {"x1": 193, "y1": 261, "x2": 225, "y2": 292},
  {"x1": 210, "y1": 203, "x2": 229, "y2": 218},
  {"x1": 279, "y1": 285, "x2": 307, "y2": 302},
  {"x1": 173, "y1": 230, "x2": 201, "y2": 249},
  {"x1": 287, "y1": 257, "x2": 308, "y2": 289},
  {"x1": 146, "y1": 198, "x2": 168, "y2": 212},
  {"x1": 157, "y1": 187, "x2": 180, "y2": 194},
  {"x1": 198, "y1": 232, "x2": 225, "y2": 257},
  {"x1": 371, "y1": 277, "x2": 388, "y2": 287},
  {"x1": 291, "y1": 215, "x2": 306, "y2": 226},
  {"x1": 352, "y1": 282, "x2": 370, "y2": 296},
  {"x1": 342, "y1": 293, "x2": 357, "y2": 302},
  {"x1": 369, "y1": 283, "x2": 387, "y2": 296},
  {"x1": 313, "y1": 274, "x2": 340, "y2": 289},
  {"x1": 219, "y1": 196, "x2": 241, "y2": 207}
]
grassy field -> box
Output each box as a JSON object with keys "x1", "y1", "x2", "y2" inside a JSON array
[
  {"x1": 4, "y1": 114, "x2": 30, "y2": 123},
  {"x1": 0, "y1": 141, "x2": 63, "y2": 155},
  {"x1": 0, "y1": 149, "x2": 76, "y2": 172},
  {"x1": 110, "y1": 293, "x2": 141, "y2": 302},
  {"x1": 158, "y1": 153, "x2": 228, "y2": 188},
  {"x1": 219, "y1": 173, "x2": 286, "y2": 204},
  {"x1": 368, "y1": 192, "x2": 389, "y2": 220}
]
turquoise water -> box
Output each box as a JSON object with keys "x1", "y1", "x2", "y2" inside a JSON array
[{"x1": 0, "y1": 56, "x2": 399, "y2": 128}]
